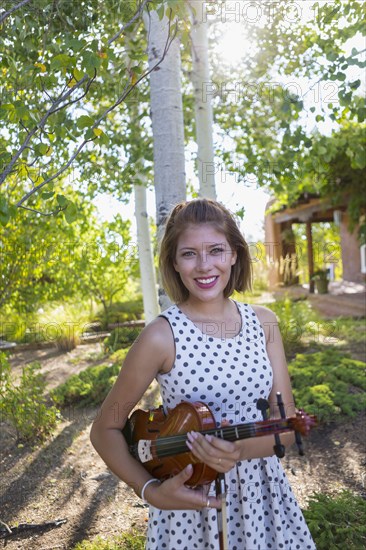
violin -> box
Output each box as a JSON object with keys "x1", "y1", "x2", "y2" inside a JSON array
[{"x1": 123, "y1": 401, "x2": 317, "y2": 487}]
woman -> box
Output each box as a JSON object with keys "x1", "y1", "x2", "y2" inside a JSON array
[{"x1": 90, "y1": 198, "x2": 315, "y2": 549}]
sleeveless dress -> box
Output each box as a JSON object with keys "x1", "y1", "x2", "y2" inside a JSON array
[{"x1": 146, "y1": 302, "x2": 316, "y2": 550}]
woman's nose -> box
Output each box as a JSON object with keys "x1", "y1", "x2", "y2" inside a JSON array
[{"x1": 196, "y1": 252, "x2": 212, "y2": 271}]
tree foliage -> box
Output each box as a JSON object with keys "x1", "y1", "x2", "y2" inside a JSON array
[
  {"x1": 0, "y1": 0, "x2": 176, "y2": 219},
  {"x1": 0, "y1": 179, "x2": 135, "y2": 312},
  {"x1": 209, "y1": 0, "x2": 365, "y2": 229}
]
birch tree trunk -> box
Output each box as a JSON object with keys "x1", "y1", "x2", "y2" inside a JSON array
[
  {"x1": 189, "y1": 0, "x2": 216, "y2": 199},
  {"x1": 134, "y1": 180, "x2": 160, "y2": 323},
  {"x1": 144, "y1": 8, "x2": 186, "y2": 310}
]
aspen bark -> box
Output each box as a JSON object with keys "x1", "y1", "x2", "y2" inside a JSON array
[
  {"x1": 144, "y1": 9, "x2": 186, "y2": 309},
  {"x1": 134, "y1": 181, "x2": 160, "y2": 323},
  {"x1": 189, "y1": 0, "x2": 216, "y2": 199}
]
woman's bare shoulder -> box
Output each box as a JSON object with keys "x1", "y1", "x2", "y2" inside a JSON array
[
  {"x1": 128, "y1": 315, "x2": 175, "y2": 374},
  {"x1": 250, "y1": 304, "x2": 277, "y2": 324},
  {"x1": 138, "y1": 315, "x2": 173, "y2": 344}
]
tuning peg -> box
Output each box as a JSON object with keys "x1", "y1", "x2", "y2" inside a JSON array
[
  {"x1": 274, "y1": 393, "x2": 286, "y2": 458},
  {"x1": 295, "y1": 431, "x2": 304, "y2": 456},
  {"x1": 276, "y1": 392, "x2": 286, "y2": 419},
  {"x1": 256, "y1": 398, "x2": 269, "y2": 420}
]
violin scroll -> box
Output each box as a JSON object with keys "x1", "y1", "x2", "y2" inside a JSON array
[{"x1": 289, "y1": 411, "x2": 318, "y2": 436}]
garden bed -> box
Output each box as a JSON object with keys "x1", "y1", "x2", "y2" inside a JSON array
[{"x1": 1, "y1": 336, "x2": 365, "y2": 549}]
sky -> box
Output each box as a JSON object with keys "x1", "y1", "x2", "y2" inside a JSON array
[{"x1": 95, "y1": 180, "x2": 271, "y2": 243}]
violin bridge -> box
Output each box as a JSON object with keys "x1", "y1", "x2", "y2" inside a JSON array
[{"x1": 137, "y1": 439, "x2": 153, "y2": 463}]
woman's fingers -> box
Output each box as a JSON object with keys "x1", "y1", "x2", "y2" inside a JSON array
[
  {"x1": 154, "y1": 465, "x2": 221, "y2": 510},
  {"x1": 186, "y1": 431, "x2": 240, "y2": 470}
]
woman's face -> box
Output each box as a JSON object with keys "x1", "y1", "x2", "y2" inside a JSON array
[{"x1": 173, "y1": 224, "x2": 237, "y2": 304}]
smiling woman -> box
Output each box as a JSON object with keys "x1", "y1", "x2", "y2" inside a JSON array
[{"x1": 90, "y1": 198, "x2": 316, "y2": 550}]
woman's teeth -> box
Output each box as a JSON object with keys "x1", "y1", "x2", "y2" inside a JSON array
[{"x1": 196, "y1": 277, "x2": 217, "y2": 284}]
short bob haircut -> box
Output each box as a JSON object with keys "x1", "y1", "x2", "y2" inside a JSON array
[{"x1": 159, "y1": 198, "x2": 252, "y2": 303}]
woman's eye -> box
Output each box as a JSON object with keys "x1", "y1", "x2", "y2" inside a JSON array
[
  {"x1": 211, "y1": 247, "x2": 225, "y2": 255},
  {"x1": 182, "y1": 251, "x2": 195, "y2": 257}
]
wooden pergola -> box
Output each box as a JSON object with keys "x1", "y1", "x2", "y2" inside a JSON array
[{"x1": 265, "y1": 193, "x2": 360, "y2": 292}]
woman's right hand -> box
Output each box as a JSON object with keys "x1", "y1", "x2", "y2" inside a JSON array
[{"x1": 143, "y1": 464, "x2": 221, "y2": 511}]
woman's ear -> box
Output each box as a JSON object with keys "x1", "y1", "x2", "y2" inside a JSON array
[{"x1": 231, "y1": 250, "x2": 237, "y2": 265}]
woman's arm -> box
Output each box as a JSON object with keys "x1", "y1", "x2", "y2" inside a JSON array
[
  {"x1": 90, "y1": 316, "x2": 222, "y2": 510},
  {"x1": 90, "y1": 317, "x2": 172, "y2": 493}
]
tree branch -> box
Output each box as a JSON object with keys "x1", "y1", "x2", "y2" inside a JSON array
[
  {"x1": 0, "y1": 73, "x2": 91, "y2": 186},
  {"x1": 108, "y1": 0, "x2": 152, "y2": 45},
  {"x1": 0, "y1": 0, "x2": 33, "y2": 25},
  {"x1": 1, "y1": 0, "x2": 177, "y2": 208},
  {"x1": 15, "y1": 14, "x2": 178, "y2": 208},
  {"x1": 18, "y1": 204, "x2": 66, "y2": 216}
]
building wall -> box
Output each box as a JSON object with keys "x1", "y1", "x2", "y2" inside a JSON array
[
  {"x1": 339, "y1": 214, "x2": 363, "y2": 282},
  {"x1": 264, "y1": 203, "x2": 283, "y2": 289}
]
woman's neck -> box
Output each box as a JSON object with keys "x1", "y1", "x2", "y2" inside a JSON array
[{"x1": 178, "y1": 297, "x2": 235, "y2": 322}]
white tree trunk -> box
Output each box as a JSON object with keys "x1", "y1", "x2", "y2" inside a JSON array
[
  {"x1": 144, "y1": 8, "x2": 186, "y2": 310},
  {"x1": 189, "y1": 0, "x2": 216, "y2": 199},
  {"x1": 134, "y1": 181, "x2": 160, "y2": 323}
]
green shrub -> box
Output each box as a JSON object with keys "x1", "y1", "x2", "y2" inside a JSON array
[
  {"x1": 104, "y1": 326, "x2": 142, "y2": 353},
  {"x1": 51, "y1": 362, "x2": 120, "y2": 407},
  {"x1": 37, "y1": 303, "x2": 93, "y2": 351},
  {"x1": 330, "y1": 317, "x2": 366, "y2": 345},
  {"x1": 266, "y1": 297, "x2": 321, "y2": 354},
  {"x1": 0, "y1": 352, "x2": 60, "y2": 442},
  {"x1": 109, "y1": 348, "x2": 130, "y2": 364},
  {"x1": 73, "y1": 530, "x2": 146, "y2": 550},
  {"x1": 303, "y1": 491, "x2": 366, "y2": 549},
  {"x1": 51, "y1": 348, "x2": 129, "y2": 408},
  {"x1": 289, "y1": 349, "x2": 366, "y2": 421},
  {"x1": 0, "y1": 308, "x2": 37, "y2": 343},
  {"x1": 96, "y1": 298, "x2": 144, "y2": 328}
]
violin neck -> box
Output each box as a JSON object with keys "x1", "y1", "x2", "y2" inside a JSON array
[{"x1": 155, "y1": 418, "x2": 292, "y2": 458}]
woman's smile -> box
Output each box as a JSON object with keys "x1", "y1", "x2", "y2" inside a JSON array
[{"x1": 194, "y1": 276, "x2": 219, "y2": 289}]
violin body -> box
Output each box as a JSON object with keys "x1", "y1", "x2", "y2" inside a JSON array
[
  {"x1": 124, "y1": 401, "x2": 218, "y2": 486},
  {"x1": 123, "y1": 401, "x2": 317, "y2": 487}
]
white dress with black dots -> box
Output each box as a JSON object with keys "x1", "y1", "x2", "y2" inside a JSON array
[{"x1": 146, "y1": 302, "x2": 316, "y2": 550}]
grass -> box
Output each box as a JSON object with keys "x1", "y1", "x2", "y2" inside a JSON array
[{"x1": 73, "y1": 530, "x2": 146, "y2": 550}]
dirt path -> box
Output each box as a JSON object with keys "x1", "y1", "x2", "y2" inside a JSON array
[{"x1": 1, "y1": 343, "x2": 365, "y2": 549}]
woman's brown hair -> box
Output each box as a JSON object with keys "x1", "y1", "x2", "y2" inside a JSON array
[{"x1": 159, "y1": 199, "x2": 252, "y2": 303}]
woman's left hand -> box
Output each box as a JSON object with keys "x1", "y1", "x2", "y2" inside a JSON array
[{"x1": 186, "y1": 430, "x2": 242, "y2": 473}]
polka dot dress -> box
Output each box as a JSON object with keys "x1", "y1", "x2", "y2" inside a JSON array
[{"x1": 146, "y1": 302, "x2": 316, "y2": 550}]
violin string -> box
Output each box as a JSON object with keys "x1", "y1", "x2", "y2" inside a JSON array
[{"x1": 152, "y1": 419, "x2": 291, "y2": 457}]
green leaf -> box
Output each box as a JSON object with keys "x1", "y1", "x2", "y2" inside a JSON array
[
  {"x1": 64, "y1": 202, "x2": 79, "y2": 223},
  {"x1": 56, "y1": 194, "x2": 68, "y2": 207},
  {"x1": 51, "y1": 54, "x2": 75, "y2": 70},
  {"x1": 349, "y1": 79, "x2": 361, "y2": 90},
  {"x1": 326, "y1": 52, "x2": 338, "y2": 62},
  {"x1": 81, "y1": 51, "x2": 101, "y2": 75},
  {"x1": 357, "y1": 107, "x2": 366, "y2": 123},
  {"x1": 42, "y1": 191, "x2": 55, "y2": 199},
  {"x1": 37, "y1": 143, "x2": 50, "y2": 155},
  {"x1": 73, "y1": 68, "x2": 85, "y2": 80},
  {"x1": 353, "y1": 150, "x2": 366, "y2": 170},
  {"x1": 77, "y1": 115, "x2": 94, "y2": 129},
  {"x1": 66, "y1": 38, "x2": 85, "y2": 52},
  {"x1": 157, "y1": 5, "x2": 165, "y2": 20},
  {"x1": 0, "y1": 197, "x2": 16, "y2": 226}
]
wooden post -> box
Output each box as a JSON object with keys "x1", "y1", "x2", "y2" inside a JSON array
[{"x1": 306, "y1": 221, "x2": 315, "y2": 293}]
